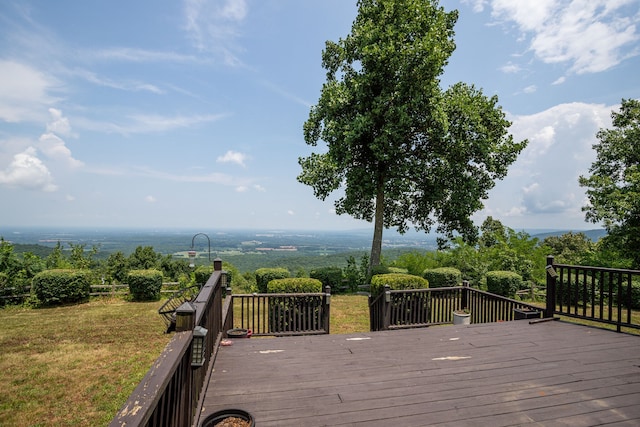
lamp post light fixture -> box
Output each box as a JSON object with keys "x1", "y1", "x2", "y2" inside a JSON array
[
  {"x1": 188, "y1": 232, "x2": 211, "y2": 268},
  {"x1": 191, "y1": 325, "x2": 208, "y2": 368}
]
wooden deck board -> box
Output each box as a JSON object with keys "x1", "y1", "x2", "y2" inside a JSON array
[{"x1": 199, "y1": 321, "x2": 640, "y2": 426}]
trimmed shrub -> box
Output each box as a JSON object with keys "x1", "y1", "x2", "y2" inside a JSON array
[
  {"x1": 370, "y1": 273, "x2": 429, "y2": 296},
  {"x1": 267, "y1": 277, "x2": 323, "y2": 294},
  {"x1": 127, "y1": 269, "x2": 163, "y2": 301},
  {"x1": 486, "y1": 271, "x2": 523, "y2": 298},
  {"x1": 267, "y1": 278, "x2": 325, "y2": 333},
  {"x1": 31, "y1": 269, "x2": 92, "y2": 306},
  {"x1": 370, "y1": 264, "x2": 390, "y2": 277},
  {"x1": 194, "y1": 265, "x2": 213, "y2": 286},
  {"x1": 310, "y1": 267, "x2": 344, "y2": 293},
  {"x1": 255, "y1": 268, "x2": 289, "y2": 293},
  {"x1": 423, "y1": 267, "x2": 462, "y2": 288}
]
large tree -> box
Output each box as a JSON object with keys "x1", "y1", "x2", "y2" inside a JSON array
[
  {"x1": 579, "y1": 98, "x2": 640, "y2": 268},
  {"x1": 298, "y1": 0, "x2": 527, "y2": 269}
]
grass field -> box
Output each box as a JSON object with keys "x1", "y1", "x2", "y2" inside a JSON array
[
  {"x1": 0, "y1": 295, "x2": 370, "y2": 426},
  {"x1": 0, "y1": 298, "x2": 171, "y2": 427}
]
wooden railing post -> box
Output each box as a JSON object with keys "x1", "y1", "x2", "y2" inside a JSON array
[
  {"x1": 545, "y1": 255, "x2": 557, "y2": 318},
  {"x1": 175, "y1": 302, "x2": 196, "y2": 332},
  {"x1": 461, "y1": 280, "x2": 470, "y2": 310},
  {"x1": 323, "y1": 286, "x2": 331, "y2": 334},
  {"x1": 383, "y1": 285, "x2": 391, "y2": 331}
]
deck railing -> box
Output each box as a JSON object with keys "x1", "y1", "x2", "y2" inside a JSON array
[
  {"x1": 545, "y1": 255, "x2": 640, "y2": 332},
  {"x1": 227, "y1": 286, "x2": 331, "y2": 336},
  {"x1": 110, "y1": 260, "x2": 227, "y2": 427},
  {"x1": 369, "y1": 282, "x2": 542, "y2": 331}
]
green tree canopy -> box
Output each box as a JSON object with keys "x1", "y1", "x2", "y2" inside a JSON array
[
  {"x1": 299, "y1": 0, "x2": 527, "y2": 269},
  {"x1": 543, "y1": 232, "x2": 594, "y2": 265},
  {"x1": 579, "y1": 99, "x2": 640, "y2": 268}
]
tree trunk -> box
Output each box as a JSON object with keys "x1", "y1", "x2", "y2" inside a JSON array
[{"x1": 369, "y1": 181, "x2": 385, "y2": 275}]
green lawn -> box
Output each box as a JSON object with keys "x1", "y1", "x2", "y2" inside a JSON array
[{"x1": 0, "y1": 298, "x2": 171, "y2": 427}]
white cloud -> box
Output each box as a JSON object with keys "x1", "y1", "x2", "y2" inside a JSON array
[
  {"x1": 91, "y1": 47, "x2": 201, "y2": 64},
  {"x1": 145, "y1": 195, "x2": 157, "y2": 203},
  {"x1": 46, "y1": 108, "x2": 73, "y2": 137},
  {"x1": 0, "y1": 60, "x2": 59, "y2": 123},
  {"x1": 236, "y1": 185, "x2": 248, "y2": 192},
  {"x1": 253, "y1": 184, "x2": 266, "y2": 192},
  {"x1": 481, "y1": 102, "x2": 615, "y2": 226},
  {"x1": 217, "y1": 150, "x2": 247, "y2": 167},
  {"x1": 69, "y1": 68, "x2": 164, "y2": 94},
  {"x1": 75, "y1": 113, "x2": 226, "y2": 135},
  {"x1": 486, "y1": 0, "x2": 640, "y2": 74},
  {"x1": 38, "y1": 109, "x2": 83, "y2": 169},
  {"x1": 38, "y1": 132, "x2": 83, "y2": 168},
  {"x1": 462, "y1": 0, "x2": 490, "y2": 13},
  {"x1": 183, "y1": 0, "x2": 248, "y2": 66},
  {"x1": 0, "y1": 147, "x2": 57, "y2": 192},
  {"x1": 523, "y1": 85, "x2": 537, "y2": 94},
  {"x1": 287, "y1": 210, "x2": 295, "y2": 216},
  {"x1": 499, "y1": 62, "x2": 523, "y2": 74}
]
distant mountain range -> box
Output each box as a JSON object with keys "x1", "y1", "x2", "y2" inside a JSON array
[
  {"x1": 529, "y1": 229, "x2": 607, "y2": 242},
  {"x1": 2, "y1": 227, "x2": 608, "y2": 259}
]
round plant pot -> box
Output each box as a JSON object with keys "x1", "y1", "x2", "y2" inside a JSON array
[
  {"x1": 200, "y1": 409, "x2": 254, "y2": 427},
  {"x1": 453, "y1": 311, "x2": 471, "y2": 325},
  {"x1": 226, "y1": 328, "x2": 252, "y2": 338}
]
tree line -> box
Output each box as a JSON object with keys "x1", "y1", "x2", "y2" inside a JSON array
[{"x1": 1, "y1": 214, "x2": 630, "y2": 307}]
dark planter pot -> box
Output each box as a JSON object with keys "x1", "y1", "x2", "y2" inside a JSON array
[
  {"x1": 226, "y1": 328, "x2": 252, "y2": 338},
  {"x1": 514, "y1": 308, "x2": 541, "y2": 320},
  {"x1": 200, "y1": 409, "x2": 254, "y2": 427}
]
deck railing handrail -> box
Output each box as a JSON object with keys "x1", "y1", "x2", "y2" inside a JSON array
[
  {"x1": 369, "y1": 283, "x2": 543, "y2": 331},
  {"x1": 111, "y1": 260, "x2": 226, "y2": 427},
  {"x1": 227, "y1": 287, "x2": 332, "y2": 336},
  {"x1": 545, "y1": 255, "x2": 640, "y2": 332}
]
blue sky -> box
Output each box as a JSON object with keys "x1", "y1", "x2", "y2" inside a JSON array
[{"x1": 1, "y1": 0, "x2": 639, "y2": 233}]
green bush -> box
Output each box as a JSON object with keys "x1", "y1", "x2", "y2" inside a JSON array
[
  {"x1": 625, "y1": 280, "x2": 640, "y2": 309},
  {"x1": 127, "y1": 269, "x2": 163, "y2": 301},
  {"x1": 370, "y1": 264, "x2": 390, "y2": 277},
  {"x1": 310, "y1": 267, "x2": 344, "y2": 292},
  {"x1": 194, "y1": 265, "x2": 213, "y2": 285},
  {"x1": 370, "y1": 273, "x2": 429, "y2": 296},
  {"x1": 423, "y1": 267, "x2": 462, "y2": 288},
  {"x1": 31, "y1": 269, "x2": 92, "y2": 306},
  {"x1": 0, "y1": 272, "x2": 18, "y2": 306},
  {"x1": 255, "y1": 268, "x2": 290, "y2": 293},
  {"x1": 267, "y1": 277, "x2": 323, "y2": 293},
  {"x1": 486, "y1": 271, "x2": 522, "y2": 298}
]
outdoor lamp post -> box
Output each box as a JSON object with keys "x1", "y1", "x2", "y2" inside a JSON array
[
  {"x1": 191, "y1": 325, "x2": 208, "y2": 367},
  {"x1": 189, "y1": 232, "x2": 211, "y2": 268}
]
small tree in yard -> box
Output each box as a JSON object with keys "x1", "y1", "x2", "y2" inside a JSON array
[{"x1": 299, "y1": 0, "x2": 527, "y2": 272}]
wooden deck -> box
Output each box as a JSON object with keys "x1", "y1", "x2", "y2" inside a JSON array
[{"x1": 199, "y1": 320, "x2": 640, "y2": 426}]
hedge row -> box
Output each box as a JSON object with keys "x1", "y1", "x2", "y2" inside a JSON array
[
  {"x1": 255, "y1": 268, "x2": 290, "y2": 293},
  {"x1": 370, "y1": 273, "x2": 429, "y2": 296},
  {"x1": 423, "y1": 267, "x2": 462, "y2": 288},
  {"x1": 127, "y1": 269, "x2": 163, "y2": 301},
  {"x1": 267, "y1": 277, "x2": 323, "y2": 293},
  {"x1": 32, "y1": 269, "x2": 92, "y2": 306},
  {"x1": 486, "y1": 271, "x2": 523, "y2": 298}
]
